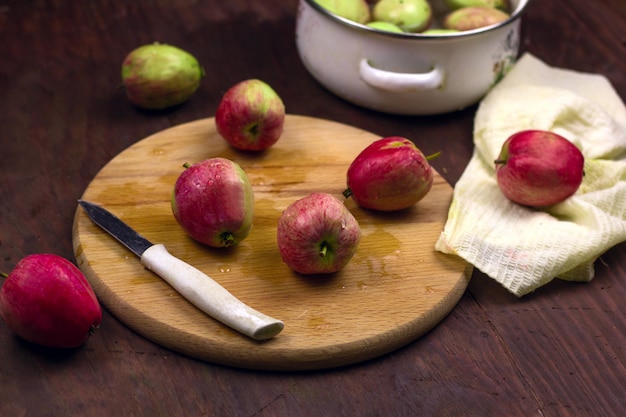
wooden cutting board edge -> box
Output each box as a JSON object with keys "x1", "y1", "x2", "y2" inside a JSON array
[
  {"x1": 72, "y1": 114, "x2": 473, "y2": 371},
  {"x1": 74, "y1": 217, "x2": 471, "y2": 370}
]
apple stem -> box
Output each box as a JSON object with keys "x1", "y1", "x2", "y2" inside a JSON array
[
  {"x1": 494, "y1": 159, "x2": 506, "y2": 165},
  {"x1": 319, "y1": 243, "x2": 328, "y2": 258},
  {"x1": 183, "y1": 162, "x2": 191, "y2": 169},
  {"x1": 342, "y1": 188, "x2": 353, "y2": 199},
  {"x1": 426, "y1": 151, "x2": 442, "y2": 161},
  {"x1": 248, "y1": 123, "x2": 259, "y2": 136},
  {"x1": 0, "y1": 271, "x2": 7, "y2": 278},
  {"x1": 220, "y1": 232, "x2": 235, "y2": 247}
]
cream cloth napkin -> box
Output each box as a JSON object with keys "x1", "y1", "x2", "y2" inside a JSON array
[{"x1": 435, "y1": 53, "x2": 626, "y2": 297}]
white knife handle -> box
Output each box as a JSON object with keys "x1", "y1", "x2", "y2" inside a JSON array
[{"x1": 140, "y1": 244, "x2": 284, "y2": 340}]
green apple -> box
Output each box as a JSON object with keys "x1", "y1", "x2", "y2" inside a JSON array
[
  {"x1": 121, "y1": 42, "x2": 204, "y2": 110},
  {"x1": 444, "y1": 0, "x2": 510, "y2": 12},
  {"x1": 422, "y1": 28, "x2": 460, "y2": 35},
  {"x1": 314, "y1": 0, "x2": 371, "y2": 24},
  {"x1": 372, "y1": 0, "x2": 433, "y2": 33},
  {"x1": 366, "y1": 21, "x2": 405, "y2": 33},
  {"x1": 277, "y1": 193, "x2": 361, "y2": 274},
  {"x1": 215, "y1": 79, "x2": 285, "y2": 151}
]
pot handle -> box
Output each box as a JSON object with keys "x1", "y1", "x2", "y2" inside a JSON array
[{"x1": 359, "y1": 59, "x2": 444, "y2": 92}]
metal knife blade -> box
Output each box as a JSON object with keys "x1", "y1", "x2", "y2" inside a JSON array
[
  {"x1": 78, "y1": 200, "x2": 153, "y2": 257},
  {"x1": 77, "y1": 200, "x2": 284, "y2": 340}
]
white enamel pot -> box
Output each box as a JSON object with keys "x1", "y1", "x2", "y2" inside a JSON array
[{"x1": 295, "y1": 0, "x2": 531, "y2": 115}]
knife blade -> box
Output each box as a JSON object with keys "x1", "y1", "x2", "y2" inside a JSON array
[{"x1": 77, "y1": 200, "x2": 284, "y2": 341}]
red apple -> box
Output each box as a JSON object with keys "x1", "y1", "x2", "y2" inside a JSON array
[
  {"x1": 343, "y1": 136, "x2": 435, "y2": 211},
  {"x1": 215, "y1": 79, "x2": 286, "y2": 151},
  {"x1": 494, "y1": 130, "x2": 585, "y2": 207},
  {"x1": 121, "y1": 42, "x2": 204, "y2": 110},
  {"x1": 277, "y1": 192, "x2": 361, "y2": 274},
  {"x1": 171, "y1": 158, "x2": 254, "y2": 247},
  {"x1": 0, "y1": 254, "x2": 102, "y2": 348}
]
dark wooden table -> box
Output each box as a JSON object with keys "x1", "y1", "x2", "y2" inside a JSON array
[{"x1": 1, "y1": 1, "x2": 625, "y2": 416}]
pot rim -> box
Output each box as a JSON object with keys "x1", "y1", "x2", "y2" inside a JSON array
[{"x1": 302, "y1": 0, "x2": 532, "y2": 40}]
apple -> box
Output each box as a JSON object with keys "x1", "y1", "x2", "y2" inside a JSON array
[
  {"x1": 171, "y1": 158, "x2": 254, "y2": 247},
  {"x1": 215, "y1": 79, "x2": 286, "y2": 151},
  {"x1": 121, "y1": 42, "x2": 204, "y2": 110},
  {"x1": 444, "y1": 6, "x2": 510, "y2": 31},
  {"x1": 422, "y1": 28, "x2": 460, "y2": 35},
  {"x1": 366, "y1": 21, "x2": 405, "y2": 33},
  {"x1": 444, "y1": 0, "x2": 510, "y2": 12},
  {"x1": 277, "y1": 192, "x2": 361, "y2": 275},
  {"x1": 372, "y1": 0, "x2": 433, "y2": 33},
  {"x1": 344, "y1": 136, "x2": 435, "y2": 211},
  {"x1": 313, "y1": 0, "x2": 371, "y2": 24},
  {"x1": 494, "y1": 130, "x2": 585, "y2": 207},
  {"x1": 0, "y1": 254, "x2": 102, "y2": 348}
]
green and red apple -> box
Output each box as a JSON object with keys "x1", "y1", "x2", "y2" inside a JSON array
[
  {"x1": 121, "y1": 42, "x2": 204, "y2": 110},
  {"x1": 215, "y1": 79, "x2": 286, "y2": 151},
  {"x1": 344, "y1": 136, "x2": 435, "y2": 211},
  {"x1": 444, "y1": 6, "x2": 510, "y2": 31},
  {"x1": 277, "y1": 192, "x2": 361, "y2": 275},
  {"x1": 171, "y1": 158, "x2": 254, "y2": 247}
]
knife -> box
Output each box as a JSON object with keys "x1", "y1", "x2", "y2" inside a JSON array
[{"x1": 77, "y1": 200, "x2": 284, "y2": 341}]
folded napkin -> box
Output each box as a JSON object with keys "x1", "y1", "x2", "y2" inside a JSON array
[{"x1": 435, "y1": 53, "x2": 626, "y2": 297}]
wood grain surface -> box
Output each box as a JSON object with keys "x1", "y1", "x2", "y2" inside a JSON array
[{"x1": 72, "y1": 115, "x2": 470, "y2": 370}]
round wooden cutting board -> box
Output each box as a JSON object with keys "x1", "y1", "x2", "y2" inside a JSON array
[{"x1": 73, "y1": 115, "x2": 471, "y2": 371}]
